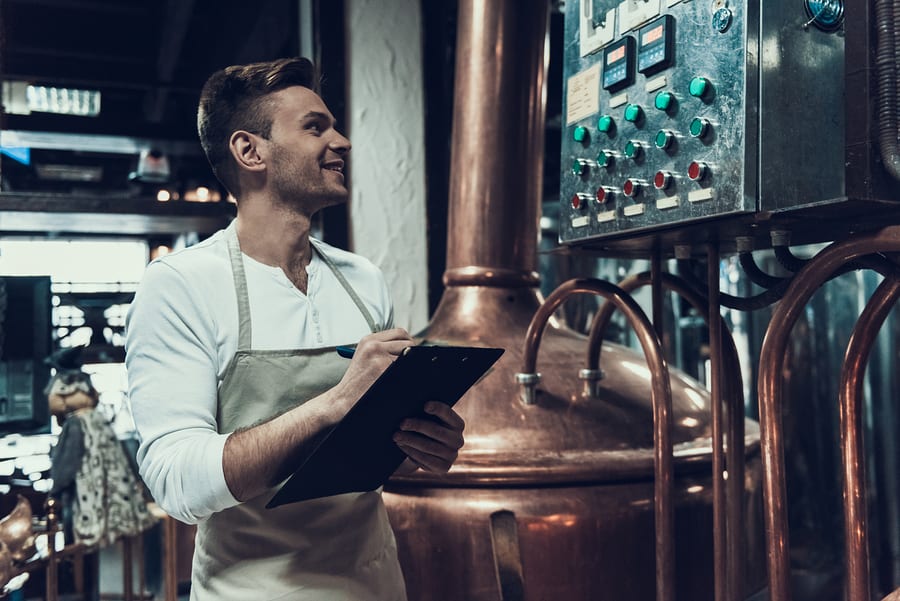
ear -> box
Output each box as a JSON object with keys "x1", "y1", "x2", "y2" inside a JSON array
[{"x1": 228, "y1": 130, "x2": 267, "y2": 173}]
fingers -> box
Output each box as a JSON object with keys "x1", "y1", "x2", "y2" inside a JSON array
[
  {"x1": 393, "y1": 404, "x2": 466, "y2": 474},
  {"x1": 423, "y1": 401, "x2": 465, "y2": 430},
  {"x1": 366, "y1": 328, "x2": 413, "y2": 343},
  {"x1": 394, "y1": 443, "x2": 456, "y2": 473},
  {"x1": 355, "y1": 328, "x2": 414, "y2": 358}
]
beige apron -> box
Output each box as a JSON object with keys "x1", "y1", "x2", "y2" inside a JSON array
[{"x1": 190, "y1": 224, "x2": 407, "y2": 601}]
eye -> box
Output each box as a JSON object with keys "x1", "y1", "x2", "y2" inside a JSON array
[{"x1": 306, "y1": 122, "x2": 322, "y2": 134}]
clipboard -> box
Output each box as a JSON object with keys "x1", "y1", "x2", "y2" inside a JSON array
[{"x1": 267, "y1": 344, "x2": 504, "y2": 508}]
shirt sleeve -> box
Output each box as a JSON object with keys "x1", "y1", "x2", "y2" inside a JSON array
[{"x1": 125, "y1": 260, "x2": 238, "y2": 524}]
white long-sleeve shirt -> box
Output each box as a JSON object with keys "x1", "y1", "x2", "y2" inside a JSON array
[{"x1": 125, "y1": 227, "x2": 394, "y2": 524}]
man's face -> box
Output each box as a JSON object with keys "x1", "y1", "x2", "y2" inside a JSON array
[{"x1": 263, "y1": 86, "x2": 351, "y2": 213}]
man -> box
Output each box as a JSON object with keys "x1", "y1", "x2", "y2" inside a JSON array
[{"x1": 125, "y1": 57, "x2": 464, "y2": 600}]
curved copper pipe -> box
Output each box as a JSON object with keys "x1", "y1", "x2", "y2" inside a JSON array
[
  {"x1": 585, "y1": 269, "x2": 746, "y2": 601},
  {"x1": 520, "y1": 278, "x2": 675, "y2": 601},
  {"x1": 758, "y1": 225, "x2": 900, "y2": 601},
  {"x1": 840, "y1": 276, "x2": 900, "y2": 601}
]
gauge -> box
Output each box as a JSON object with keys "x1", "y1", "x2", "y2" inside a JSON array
[{"x1": 803, "y1": 0, "x2": 844, "y2": 32}]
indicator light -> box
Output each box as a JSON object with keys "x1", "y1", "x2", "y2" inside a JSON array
[
  {"x1": 689, "y1": 77, "x2": 711, "y2": 99},
  {"x1": 624, "y1": 140, "x2": 642, "y2": 159},
  {"x1": 623, "y1": 178, "x2": 640, "y2": 197},
  {"x1": 596, "y1": 150, "x2": 614, "y2": 168},
  {"x1": 688, "y1": 160, "x2": 708, "y2": 181},
  {"x1": 595, "y1": 187, "x2": 611, "y2": 204},
  {"x1": 597, "y1": 115, "x2": 614, "y2": 134},
  {"x1": 654, "y1": 171, "x2": 673, "y2": 190},
  {"x1": 571, "y1": 159, "x2": 587, "y2": 176},
  {"x1": 690, "y1": 117, "x2": 710, "y2": 138},
  {"x1": 573, "y1": 126, "x2": 590, "y2": 143},
  {"x1": 655, "y1": 130, "x2": 674, "y2": 150},
  {"x1": 571, "y1": 194, "x2": 585, "y2": 209},
  {"x1": 654, "y1": 91, "x2": 675, "y2": 111},
  {"x1": 624, "y1": 104, "x2": 643, "y2": 123}
]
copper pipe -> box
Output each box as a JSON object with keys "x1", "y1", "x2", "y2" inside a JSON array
[
  {"x1": 725, "y1": 320, "x2": 746, "y2": 601},
  {"x1": 444, "y1": 0, "x2": 548, "y2": 287},
  {"x1": 840, "y1": 276, "x2": 900, "y2": 600},
  {"x1": 652, "y1": 248, "x2": 664, "y2": 336},
  {"x1": 519, "y1": 278, "x2": 675, "y2": 601},
  {"x1": 758, "y1": 225, "x2": 900, "y2": 601},
  {"x1": 585, "y1": 269, "x2": 746, "y2": 601}
]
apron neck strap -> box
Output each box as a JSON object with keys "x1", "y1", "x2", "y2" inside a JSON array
[
  {"x1": 226, "y1": 223, "x2": 380, "y2": 351},
  {"x1": 226, "y1": 223, "x2": 253, "y2": 350},
  {"x1": 311, "y1": 239, "x2": 378, "y2": 334}
]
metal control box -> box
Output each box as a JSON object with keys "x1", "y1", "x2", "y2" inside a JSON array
[{"x1": 559, "y1": 0, "x2": 898, "y2": 249}]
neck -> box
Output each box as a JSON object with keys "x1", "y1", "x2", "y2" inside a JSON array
[{"x1": 234, "y1": 199, "x2": 316, "y2": 293}]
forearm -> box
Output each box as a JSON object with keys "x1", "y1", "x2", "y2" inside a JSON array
[
  {"x1": 222, "y1": 387, "x2": 345, "y2": 501},
  {"x1": 222, "y1": 329, "x2": 417, "y2": 501}
]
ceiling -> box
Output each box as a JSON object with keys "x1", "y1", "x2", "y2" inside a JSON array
[{"x1": 0, "y1": 0, "x2": 300, "y2": 196}]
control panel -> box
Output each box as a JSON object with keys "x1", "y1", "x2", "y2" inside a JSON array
[
  {"x1": 560, "y1": 0, "x2": 757, "y2": 246},
  {"x1": 559, "y1": 0, "x2": 892, "y2": 248}
]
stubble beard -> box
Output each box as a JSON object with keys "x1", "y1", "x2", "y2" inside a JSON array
[{"x1": 270, "y1": 153, "x2": 348, "y2": 217}]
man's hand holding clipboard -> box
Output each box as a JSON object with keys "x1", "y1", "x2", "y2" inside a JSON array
[{"x1": 267, "y1": 334, "x2": 504, "y2": 508}]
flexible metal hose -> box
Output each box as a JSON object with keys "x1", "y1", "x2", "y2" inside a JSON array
[{"x1": 875, "y1": 0, "x2": 900, "y2": 180}]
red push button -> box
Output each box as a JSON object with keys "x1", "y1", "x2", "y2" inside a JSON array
[
  {"x1": 688, "y1": 161, "x2": 708, "y2": 181},
  {"x1": 571, "y1": 194, "x2": 585, "y2": 209},
  {"x1": 595, "y1": 187, "x2": 613, "y2": 204},
  {"x1": 623, "y1": 179, "x2": 640, "y2": 197},
  {"x1": 654, "y1": 171, "x2": 673, "y2": 190}
]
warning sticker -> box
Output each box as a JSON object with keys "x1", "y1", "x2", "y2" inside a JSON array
[{"x1": 566, "y1": 64, "x2": 601, "y2": 125}]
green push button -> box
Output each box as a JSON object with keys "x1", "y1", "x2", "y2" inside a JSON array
[
  {"x1": 571, "y1": 159, "x2": 586, "y2": 176},
  {"x1": 624, "y1": 140, "x2": 641, "y2": 159},
  {"x1": 597, "y1": 115, "x2": 614, "y2": 134},
  {"x1": 654, "y1": 91, "x2": 674, "y2": 111},
  {"x1": 690, "y1": 117, "x2": 710, "y2": 138},
  {"x1": 624, "y1": 104, "x2": 643, "y2": 123},
  {"x1": 689, "y1": 76, "x2": 711, "y2": 98},
  {"x1": 655, "y1": 130, "x2": 674, "y2": 149},
  {"x1": 596, "y1": 150, "x2": 613, "y2": 168},
  {"x1": 573, "y1": 125, "x2": 589, "y2": 143}
]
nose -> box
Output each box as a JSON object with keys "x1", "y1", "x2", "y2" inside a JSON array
[{"x1": 329, "y1": 131, "x2": 351, "y2": 155}]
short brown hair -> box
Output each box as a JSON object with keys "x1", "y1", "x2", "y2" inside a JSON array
[{"x1": 197, "y1": 57, "x2": 318, "y2": 196}]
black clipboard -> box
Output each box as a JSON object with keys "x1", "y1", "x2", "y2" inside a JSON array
[{"x1": 267, "y1": 345, "x2": 504, "y2": 508}]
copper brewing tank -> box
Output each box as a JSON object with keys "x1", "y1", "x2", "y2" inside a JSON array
[{"x1": 383, "y1": 1, "x2": 766, "y2": 599}]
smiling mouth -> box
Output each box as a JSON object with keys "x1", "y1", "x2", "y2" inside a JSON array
[{"x1": 323, "y1": 162, "x2": 344, "y2": 175}]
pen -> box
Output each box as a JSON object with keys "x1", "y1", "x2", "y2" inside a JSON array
[{"x1": 336, "y1": 345, "x2": 356, "y2": 359}]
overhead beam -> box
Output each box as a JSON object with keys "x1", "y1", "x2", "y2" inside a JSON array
[{"x1": 144, "y1": 0, "x2": 196, "y2": 123}]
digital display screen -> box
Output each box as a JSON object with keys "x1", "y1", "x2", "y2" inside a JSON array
[
  {"x1": 606, "y1": 45, "x2": 626, "y2": 66},
  {"x1": 637, "y1": 15, "x2": 675, "y2": 75},
  {"x1": 603, "y1": 36, "x2": 635, "y2": 91},
  {"x1": 642, "y1": 25, "x2": 664, "y2": 46}
]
